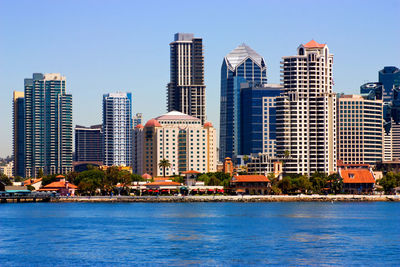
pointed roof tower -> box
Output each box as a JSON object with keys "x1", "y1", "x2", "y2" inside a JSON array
[{"x1": 225, "y1": 44, "x2": 266, "y2": 71}]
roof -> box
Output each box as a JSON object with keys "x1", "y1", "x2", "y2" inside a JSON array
[
  {"x1": 225, "y1": 43, "x2": 265, "y2": 70},
  {"x1": 303, "y1": 40, "x2": 326, "y2": 48},
  {"x1": 142, "y1": 173, "x2": 152, "y2": 179},
  {"x1": 41, "y1": 181, "x2": 78, "y2": 189},
  {"x1": 135, "y1": 124, "x2": 144, "y2": 129},
  {"x1": 204, "y1": 122, "x2": 213, "y2": 127},
  {"x1": 340, "y1": 169, "x2": 375, "y2": 184},
  {"x1": 232, "y1": 175, "x2": 270, "y2": 183},
  {"x1": 182, "y1": 170, "x2": 201, "y2": 174},
  {"x1": 144, "y1": 118, "x2": 161, "y2": 127},
  {"x1": 24, "y1": 178, "x2": 42, "y2": 186},
  {"x1": 155, "y1": 111, "x2": 199, "y2": 121},
  {"x1": 146, "y1": 181, "x2": 181, "y2": 186},
  {"x1": 56, "y1": 175, "x2": 65, "y2": 178}
]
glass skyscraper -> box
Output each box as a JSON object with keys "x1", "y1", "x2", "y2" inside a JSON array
[
  {"x1": 219, "y1": 44, "x2": 267, "y2": 161},
  {"x1": 240, "y1": 83, "x2": 283, "y2": 157},
  {"x1": 24, "y1": 73, "x2": 73, "y2": 178},
  {"x1": 13, "y1": 91, "x2": 25, "y2": 178},
  {"x1": 75, "y1": 124, "x2": 103, "y2": 163},
  {"x1": 103, "y1": 92, "x2": 132, "y2": 167}
]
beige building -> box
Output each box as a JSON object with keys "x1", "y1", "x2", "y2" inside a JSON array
[
  {"x1": 0, "y1": 161, "x2": 14, "y2": 177},
  {"x1": 276, "y1": 40, "x2": 337, "y2": 175},
  {"x1": 337, "y1": 95, "x2": 383, "y2": 165},
  {"x1": 133, "y1": 111, "x2": 217, "y2": 176}
]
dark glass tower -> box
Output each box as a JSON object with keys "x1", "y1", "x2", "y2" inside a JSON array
[
  {"x1": 219, "y1": 44, "x2": 267, "y2": 161},
  {"x1": 24, "y1": 73, "x2": 73, "y2": 178},
  {"x1": 167, "y1": 33, "x2": 206, "y2": 124},
  {"x1": 75, "y1": 125, "x2": 103, "y2": 162},
  {"x1": 13, "y1": 91, "x2": 25, "y2": 178}
]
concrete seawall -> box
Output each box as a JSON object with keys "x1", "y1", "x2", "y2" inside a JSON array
[{"x1": 54, "y1": 195, "x2": 400, "y2": 203}]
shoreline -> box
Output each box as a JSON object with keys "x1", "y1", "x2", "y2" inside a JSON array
[{"x1": 53, "y1": 195, "x2": 400, "y2": 203}]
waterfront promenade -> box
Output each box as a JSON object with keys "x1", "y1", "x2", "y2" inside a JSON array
[{"x1": 55, "y1": 194, "x2": 400, "y2": 203}]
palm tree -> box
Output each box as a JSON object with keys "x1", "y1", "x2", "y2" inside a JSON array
[{"x1": 159, "y1": 159, "x2": 171, "y2": 177}]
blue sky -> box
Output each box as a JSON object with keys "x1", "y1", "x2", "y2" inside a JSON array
[{"x1": 0, "y1": 0, "x2": 399, "y2": 157}]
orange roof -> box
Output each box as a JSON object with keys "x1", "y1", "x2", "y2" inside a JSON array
[
  {"x1": 56, "y1": 175, "x2": 65, "y2": 178},
  {"x1": 232, "y1": 175, "x2": 270, "y2": 183},
  {"x1": 41, "y1": 180, "x2": 78, "y2": 189},
  {"x1": 303, "y1": 40, "x2": 326, "y2": 48},
  {"x1": 142, "y1": 173, "x2": 152, "y2": 179},
  {"x1": 145, "y1": 118, "x2": 161, "y2": 127},
  {"x1": 340, "y1": 169, "x2": 375, "y2": 184},
  {"x1": 204, "y1": 122, "x2": 213, "y2": 127},
  {"x1": 24, "y1": 178, "x2": 42, "y2": 186},
  {"x1": 135, "y1": 124, "x2": 144, "y2": 129},
  {"x1": 146, "y1": 181, "x2": 181, "y2": 186},
  {"x1": 182, "y1": 170, "x2": 200, "y2": 174}
]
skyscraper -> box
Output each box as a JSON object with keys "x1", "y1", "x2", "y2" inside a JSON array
[
  {"x1": 276, "y1": 40, "x2": 337, "y2": 175},
  {"x1": 337, "y1": 95, "x2": 383, "y2": 165},
  {"x1": 75, "y1": 125, "x2": 103, "y2": 162},
  {"x1": 219, "y1": 44, "x2": 267, "y2": 161},
  {"x1": 167, "y1": 33, "x2": 206, "y2": 124},
  {"x1": 240, "y1": 83, "x2": 283, "y2": 157},
  {"x1": 103, "y1": 92, "x2": 132, "y2": 167},
  {"x1": 133, "y1": 113, "x2": 143, "y2": 127},
  {"x1": 24, "y1": 73, "x2": 73, "y2": 178},
  {"x1": 379, "y1": 66, "x2": 400, "y2": 103},
  {"x1": 13, "y1": 91, "x2": 25, "y2": 178}
]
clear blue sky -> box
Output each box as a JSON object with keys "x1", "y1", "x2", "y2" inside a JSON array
[{"x1": 0, "y1": 0, "x2": 399, "y2": 157}]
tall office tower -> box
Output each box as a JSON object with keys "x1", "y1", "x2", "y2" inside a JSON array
[
  {"x1": 219, "y1": 44, "x2": 267, "y2": 161},
  {"x1": 132, "y1": 124, "x2": 144, "y2": 174},
  {"x1": 337, "y1": 95, "x2": 383, "y2": 165},
  {"x1": 24, "y1": 73, "x2": 72, "y2": 178},
  {"x1": 75, "y1": 125, "x2": 103, "y2": 162},
  {"x1": 133, "y1": 113, "x2": 143, "y2": 127},
  {"x1": 167, "y1": 33, "x2": 206, "y2": 124},
  {"x1": 139, "y1": 111, "x2": 217, "y2": 176},
  {"x1": 13, "y1": 91, "x2": 25, "y2": 178},
  {"x1": 240, "y1": 83, "x2": 283, "y2": 157},
  {"x1": 276, "y1": 40, "x2": 337, "y2": 175},
  {"x1": 103, "y1": 92, "x2": 132, "y2": 167},
  {"x1": 379, "y1": 66, "x2": 400, "y2": 102}
]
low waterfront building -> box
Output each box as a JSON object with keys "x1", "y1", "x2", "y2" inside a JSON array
[
  {"x1": 134, "y1": 111, "x2": 217, "y2": 176},
  {"x1": 23, "y1": 178, "x2": 42, "y2": 191},
  {"x1": 231, "y1": 175, "x2": 271, "y2": 195},
  {"x1": 338, "y1": 168, "x2": 375, "y2": 194},
  {"x1": 38, "y1": 175, "x2": 77, "y2": 196},
  {"x1": 182, "y1": 170, "x2": 200, "y2": 186}
]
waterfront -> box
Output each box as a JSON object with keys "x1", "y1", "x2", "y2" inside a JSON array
[{"x1": 1, "y1": 202, "x2": 400, "y2": 266}]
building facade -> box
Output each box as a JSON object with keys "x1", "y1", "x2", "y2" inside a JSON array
[
  {"x1": 75, "y1": 124, "x2": 103, "y2": 162},
  {"x1": 133, "y1": 113, "x2": 143, "y2": 127},
  {"x1": 103, "y1": 92, "x2": 132, "y2": 167},
  {"x1": 13, "y1": 91, "x2": 25, "y2": 178},
  {"x1": 24, "y1": 73, "x2": 72, "y2": 178},
  {"x1": 337, "y1": 95, "x2": 383, "y2": 165},
  {"x1": 276, "y1": 40, "x2": 337, "y2": 175},
  {"x1": 132, "y1": 124, "x2": 144, "y2": 174},
  {"x1": 240, "y1": 83, "x2": 283, "y2": 157},
  {"x1": 167, "y1": 33, "x2": 206, "y2": 124},
  {"x1": 134, "y1": 111, "x2": 216, "y2": 176},
  {"x1": 219, "y1": 44, "x2": 267, "y2": 161}
]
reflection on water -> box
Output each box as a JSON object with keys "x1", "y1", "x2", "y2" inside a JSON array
[{"x1": 0, "y1": 202, "x2": 399, "y2": 266}]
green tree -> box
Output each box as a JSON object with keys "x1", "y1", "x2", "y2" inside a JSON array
[
  {"x1": 310, "y1": 172, "x2": 328, "y2": 194},
  {"x1": 379, "y1": 172, "x2": 398, "y2": 194},
  {"x1": 131, "y1": 174, "x2": 145, "y2": 182},
  {"x1": 158, "y1": 158, "x2": 171, "y2": 177},
  {"x1": 0, "y1": 173, "x2": 12, "y2": 185},
  {"x1": 328, "y1": 173, "x2": 343, "y2": 194},
  {"x1": 26, "y1": 185, "x2": 35, "y2": 191},
  {"x1": 37, "y1": 168, "x2": 44, "y2": 178},
  {"x1": 278, "y1": 176, "x2": 292, "y2": 194},
  {"x1": 172, "y1": 175, "x2": 184, "y2": 183},
  {"x1": 293, "y1": 175, "x2": 312, "y2": 194}
]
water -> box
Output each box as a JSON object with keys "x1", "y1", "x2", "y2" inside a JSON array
[{"x1": 1, "y1": 202, "x2": 399, "y2": 266}]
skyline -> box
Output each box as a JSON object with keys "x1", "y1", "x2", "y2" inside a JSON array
[{"x1": 1, "y1": 0, "x2": 400, "y2": 157}]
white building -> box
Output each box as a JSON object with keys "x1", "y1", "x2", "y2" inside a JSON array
[
  {"x1": 133, "y1": 111, "x2": 217, "y2": 176},
  {"x1": 276, "y1": 40, "x2": 337, "y2": 175},
  {"x1": 0, "y1": 161, "x2": 14, "y2": 177}
]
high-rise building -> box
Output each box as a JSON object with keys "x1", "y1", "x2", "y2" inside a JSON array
[
  {"x1": 24, "y1": 73, "x2": 72, "y2": 178},
  {"x1": 167, "y1": 33, "x2": 206, "y2": 124},
  {"x1": 219, "y1": 44, "x2": 267, "y2": 161},
  {"x1": 276, "y1": 40, "x2": 337, "y2": 175},
  {"x1": 337, "y1": 95, "x2": 383, "y2": 165},
  {"x1": 132, "y1": 124, "x2": 144, "y2": 174},
  {"x1": 13, "y1": 91, "x2": 25, "y2": 178},
  {"x1": 103, "y1": 92, "x2": 132, "y2": 167},
  {"x1": 379, "y1": 66, "x2": 400, "y2": 103},
  {"x1": 75, "y1": 125, "x2": 103, "y2": 162},
  {"x1": 133, "y1": 113, "x2": 143, "y2": 127},
  {"x1": 135, "y1": 111, "x2": 217, "y2": 176},
  {"x1": 240, "y1": 83, "x2": 283, "y2": 157}
]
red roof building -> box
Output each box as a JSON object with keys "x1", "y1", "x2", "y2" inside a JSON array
[
  {"x1": 339, "y1": 168, "x2": 375, "y2": 194},
  {"x1": 303, "y1": 40, "x2": 326, "y2": 48},
  {"x1": 38, "y1": 180, "x2": 78, "y2": 196},
  {"x1": 231, "y1": 175, "x2": 271, "y2": 195}
]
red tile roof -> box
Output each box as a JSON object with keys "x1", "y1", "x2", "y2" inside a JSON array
[
  {"x1": 303, "y1": 40, "x2": 326, "y2": 48},
  {"x1": 232, "y1": 175, "x2": 270, "y2": 183},
  {"x1": 182, "y1": 170, "x2": 200, "y2": 174},
  {"x1": 135, "y1": 124, "x2": 144, "y2": 129},
  {"x1": 142, "y1": 173, "x2": 152, "y2": 179},
  {"x1": 204, "y1": 122, "x2": 213, "y2": 127},
  {"x1": 39, "y1": 180, "x2": 78, "y2": 190},
  {"x1": 56, "y1": 175, "x2": 65, "y2": 178},
  {"x1": 24, "y1": 178, "x2": 42, "y2": 186},
  {"x1": 340, "y1": 169, "x2": 375, "y2": 184},
  {"x1": 145, "y1": 119, "x2": 161, "y2": 127}
]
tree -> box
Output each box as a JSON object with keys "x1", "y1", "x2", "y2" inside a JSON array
[
  {"x1": 328, "y1": 173, "x2": 343, "y2": 194},
  {"x1": 75, "y1": 169, "x2": 105, "y2": 195},
  {"x1": 293, "y1": 175, "x2": 312, "y2": 194},
  {"x1": 379, "y1": 172, "x2": 399, "y2": 194},
  {"x1": 158, "y1": 159, "x2": 171, "y2": 177},
  {"x1": 284, "y1": 150, "x2": 290, "y2": 158},
  {"x1": 37, "y1": 168, "x2": 44, "y2": 178},
  {"x1": 26, "y1": 185, "x2": 35, "y2": 191},
  {"x1": 0, "y1": 173, "x2": 12, "y2": 185},
  {"x1": 310, "y1": 172, "x2": 328, "y2": 194},
  {"x1": 131, "y1": 174, "x2": 145, "y2": 182},
  {"x1": 278, "y1": 176, "x2": 292, "y2": 194}
]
